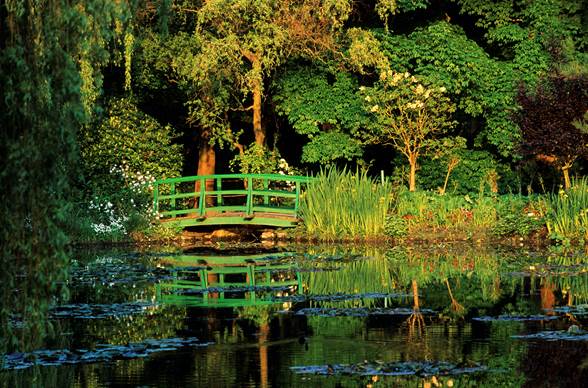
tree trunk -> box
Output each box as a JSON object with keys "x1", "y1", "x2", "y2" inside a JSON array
[
  {"x1": 562, "y1": 164, "x2": 571, "y2": 190},
  {"x1": 252, "y1": 76, "x2": 265, "y2": 146},
  {"x1": 242, "y1": 50, "x2": 266, "y2": 147},
  {"x1": 196, "y1": 131, "x2": 216, "y2": 206},
  {"x1": 408, "y1": 154, "x2": 417, "y2": 192}
]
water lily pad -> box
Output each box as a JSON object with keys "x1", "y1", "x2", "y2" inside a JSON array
[
  {"x1": 50, "y1": 302, "x2": 156, "y2": 319},
  {"x1": 1, "y1": 337, "x2": 211, "y2": 371},
  {"x1": 293, "y1": 307, "x2": 434, "y2": 317},
  {"x1": 273, "y1": 292, "x2": 410, "y2": 303},
  {"x1": 473, "y1": 315, "x2": 559, "y2": 322},
  {"x1": 544, "y1": 305, "x2": 588, "y2": 315},
  {"x1": 513, "y1": 330, "x2": 588, "y2": 341},
  {"x1": 291, "y1": 360, "x2": 488, "y2": 377}
]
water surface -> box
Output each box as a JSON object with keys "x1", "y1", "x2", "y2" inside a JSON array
[{"x1": 2, "y1": 244, "x2": 588, "y2": 387}]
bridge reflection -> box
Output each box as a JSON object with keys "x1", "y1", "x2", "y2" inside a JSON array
[{"x1": 156, "y1": 253, "x2": 301, "y2": 308}]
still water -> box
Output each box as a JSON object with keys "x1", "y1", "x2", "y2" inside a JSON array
[{"x1": 2, "y1": 244, "x2": 588, "y2": 387}]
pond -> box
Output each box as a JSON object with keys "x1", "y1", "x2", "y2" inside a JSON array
[{"x1": 2, "y1": 244, "x2": 588, "y2": 387}]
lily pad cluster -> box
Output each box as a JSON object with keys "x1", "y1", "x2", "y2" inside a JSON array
[
  {"x1": 273, "y1": 292, "x2": 410, "y2": 303},
  {"x1": 1, "y1": 337, "x2": 210, "y2": 371},
  {"x1": 544, "y1": 305, "x2": 588, "y2": 316},
  {"x1": 473, "y1": 315, "x2": 560, "y2": 322},
  {"x1": 293, "y1": 307, "x2": 434, "y2": 317},
  {"x1": 291, "y1": 360, "x2": 488, "y2": 376},
  {"x1": 513, "y1": 329, "x2": 588, "y2": 341},
  {"x1": 50, "y1": 302, "x2": 156, "y2": 319},
  {"x1": 70, "y1": 258, "x2": 170, "y2": 286}
]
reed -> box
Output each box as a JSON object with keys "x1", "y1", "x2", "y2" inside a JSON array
[
  {"x1": 546, "y1": 177, "x2": 588, "y2": 243},
  {"x1": 300, "y1": 167, "x2": 395, "y2": 240}
]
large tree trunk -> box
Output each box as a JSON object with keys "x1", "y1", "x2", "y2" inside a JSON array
[
  {"x1": 242, "y1": 50, "x2": 265, "y2": 147},
  {"x1": 252, "y1": 77, "x2": 265, "y2": 146},
  {"x1": 408, "y1": 154, "x2": 417, "y2": 192},
  {"x1": 196, "y1": 130, "x2": 216, "y2": 206}
]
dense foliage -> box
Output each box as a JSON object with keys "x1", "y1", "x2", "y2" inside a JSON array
[
  {"x1": 1, "y1": 0, "x2": 587, "y2": 350},
  {"x1": 0, "y1": 0, "x2": 131, "y2": 352},
  {"x1": 516, "y1": 74, "x2": 588, "y2": 189}
]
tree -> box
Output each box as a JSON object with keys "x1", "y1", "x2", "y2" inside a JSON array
[
  {"x1": 0, "y1": 0, "x2": 131, "y2": 351},
  {"x1": 362, "y1": 71, "x2": 456, "y2": 191},
  {"x1": 377, "y1": 21, "x2": 547, "y2": 159},
  {"x1": 516, "y1": 73, "x2": 588, "y2": 189},
  {"x1": 188, "y1": 0, "x2": 351, "y2": 148},
  {"x1": 273, "y1": 66, "x2": 371, "y2": 165}
]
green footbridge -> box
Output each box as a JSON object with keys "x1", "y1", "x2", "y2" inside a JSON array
[{"x1": 153, "y1": 173, "x2": 311, "y2": 228}]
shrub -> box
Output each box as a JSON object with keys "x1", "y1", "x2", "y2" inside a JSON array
[
  {"x1": 492, "y1": 196, "x2": 545, "y2": 237},
  {"x1": 419, "y1": 149, "x2": 519, "y2": 195},
  {"x1": 80, "y1": 96, "x2": 182, "y2": 194}
]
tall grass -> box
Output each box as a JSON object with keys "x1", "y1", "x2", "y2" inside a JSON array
[
  {"x1": 300, "y1": 168, "x2": 394, "y2": 240},
  {"x1": 546, "y1": 177, "x2": 588, "y2": 243}
]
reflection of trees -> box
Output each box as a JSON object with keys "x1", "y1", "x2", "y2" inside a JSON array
[
  {"x1": 444, "y1": 279, "x2": 465, "y2": 316},
  {"x1": 303, "y1": 256, "x2": 398, "y2": 308},
  {"x1": 1, "y1": 365, "x2": 76, "y2": 388},
  {"x1": 407, "y1": 280, "x2": 425, "y2": 340},
  {"x1": 83, "y1": 305, "x2": 187, "y2": 345},
  {"x1": 301, "y1": 246, "x2": 515, "y2": 316}
]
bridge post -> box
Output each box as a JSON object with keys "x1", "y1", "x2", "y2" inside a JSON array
[
  {"x1": 263, "y1": 178, "x2": 269, "y2": 205},
  {"x1": 216, "y1": 178, "x2": 222, "y2": 206},
  {"x1": 294, "y1": 181, "x2": 301, "y2": 216},
  {"x1": 153, "y1": 183, "x2": 159, "y2": 215},
  {"x1": 246, "y1": 176, "x2": 253, "y2": 216},
  {"x1": 170, "y1": 182, "x2": 176, "y2": 217},
  {"x1": 198, "y1": 176, "x2": 206, "y2": 217}
]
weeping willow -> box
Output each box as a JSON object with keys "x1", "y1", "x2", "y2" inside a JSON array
[{"x1": 0, "y1": 0, "x2": 130, "y2": 353}]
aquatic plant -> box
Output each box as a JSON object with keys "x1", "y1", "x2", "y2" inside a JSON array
[
  {"x1": 546, "y1": 178, "x2": 588, "y2": 244},
  {"x1": 300, "y1": 168, "x2": 395, "y2": 240}
]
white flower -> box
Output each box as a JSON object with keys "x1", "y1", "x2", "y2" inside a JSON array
[
  {"x1": 439, "y1": 86, "x2": 447, "y2": 92},
  {"x1": 370, "y1": 105, "x2": 379, "y2": 112},
  {"x1": 365, "y1": 96, "x2": 372, "y2": 102},
  {"x1": 415, "y1": 84, "x2": 424, "y2": 94}
]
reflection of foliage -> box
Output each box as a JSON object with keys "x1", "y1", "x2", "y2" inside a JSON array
[
  {"x1": 83, "y1": 305, "x2": 187, "y2": 346},
  {"x1": 307, "y1": 316, "x2": 364, "y2": 338},
  {"x1": 237, "y1": 305, "x2": 278, "y2": 327},
  {"x1": 304, "y1": 257, "x2": 398, "y2": 308}
]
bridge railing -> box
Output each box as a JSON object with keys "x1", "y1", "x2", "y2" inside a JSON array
[{"x1": 152, "y1": 173, "x2": 312, "y2": 221}]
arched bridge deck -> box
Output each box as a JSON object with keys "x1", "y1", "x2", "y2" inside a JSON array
[{"x1": 153, "y1": 173, "x2": 311, "y2": 228}]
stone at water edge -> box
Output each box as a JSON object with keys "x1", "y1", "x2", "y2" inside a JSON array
[
  {"x1": 261, "y1": 230, "x2": 276, "y2": 240},
  {"x1": 210, "y1": 229, "x2": 240, "y2": 240}
]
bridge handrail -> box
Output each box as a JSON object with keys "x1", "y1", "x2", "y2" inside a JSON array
[
  {"x1": 152, "y1": 173, "x2": 313, "y2": 222},
  {"x1": 155, "y1": 173, "x2": 312, "y2": 185}
]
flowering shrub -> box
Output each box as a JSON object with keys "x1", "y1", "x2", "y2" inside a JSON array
[
  {"x1": 84, "y1": 165, "x2": 155, "y2": 239},
  {"x1": 78, "y1": 97, "x2": 182, "y2": 240},
  {"x1": 80, "y1": 97, "x2": 182, "y2": 195}
]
